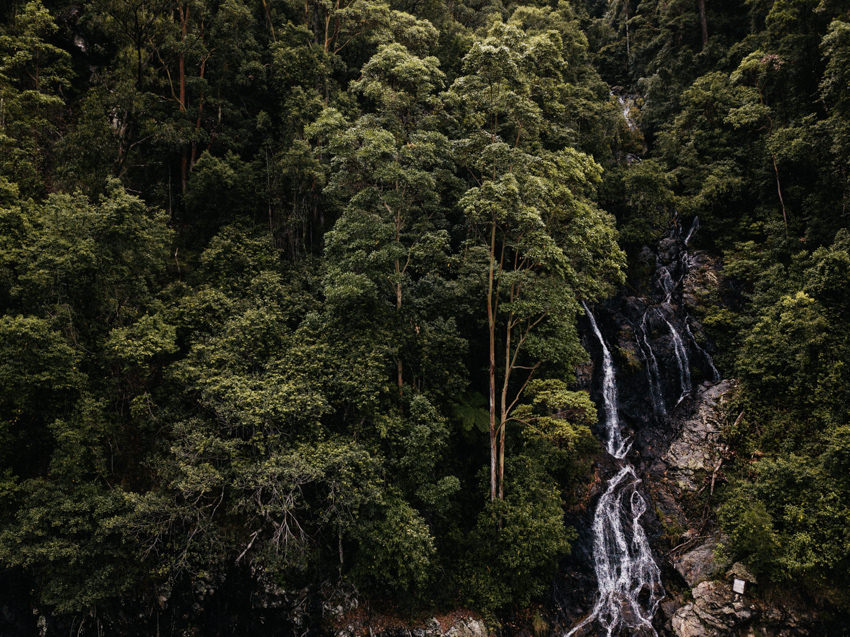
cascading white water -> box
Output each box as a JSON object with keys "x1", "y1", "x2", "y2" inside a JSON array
[
  {"x1": 664, "y1": 318, "x2": 692, "y2": 405},
  {"x1": 683, "y1": 216, "x2": 700, "y2": 246},
  {"x1": 567, "y1": 308, "x2": 663, "y2": 637},
  {"x1": 616, "y1": 94, "x2": 637, "y2": 131},
  {"x1": 583, "y1": 304, "x2": 629, "y2": 458}
]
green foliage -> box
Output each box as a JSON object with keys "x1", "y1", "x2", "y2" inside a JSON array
[
  {"x1": 450, "y1": 391, "x2": 490, "y2": 435},
  {"x1": 717, "y1": 486, "x2": 779, "y2": 574},
  {"x1": 184, "y1": 151, "x2": 259, "y2": 232},
  {"x1": 353, "y1": 497, "x2": 437, "y2": 597},
  {"x1": 0, "y1": 0, "x2": 72, "y2": 195},
  {"x1": 716, "y1": 228, "x2": 850, "y2": 610},
  {"x1": 461, "y1": 456, "x2": 575, "y2": 612},
  {"x1": 4, "y1": 0, "x2": 849, "y2": 628},
  {"x1": 719, "y1": 452, "x2": 850, "y2": 606},
  {"x1": 738, "y1": 292, "x2": 830, "y2": 419},
  {"x1": 0, "y1": 482, "x2": 139, "y2": 613},
  {"x1": 601, "y1": 158, "x2": 675, "y2": 248},
  {"x1": 513, "y1": 379, "x2": 597, "y2": 447},
  {"x1": 106, "y1": 313, "x2": 178, "y2": 373},
  {"x1": 0, "y1": 315, "x2": 82, "y2": 476}
]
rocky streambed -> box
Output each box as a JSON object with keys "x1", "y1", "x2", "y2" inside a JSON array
[{"x1": 555, "y1": 222, "x2": 820, "y2": 637}]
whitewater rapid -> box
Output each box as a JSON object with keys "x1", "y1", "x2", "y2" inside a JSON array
[{"x1": 566, "y1": 307, "x2": 664, "y2": 637}]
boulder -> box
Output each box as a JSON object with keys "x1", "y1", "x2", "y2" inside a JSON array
[
  {"x1": 444, "y1": 619, "x2": 488, "y2": 637},
  {"x1": 672, "y1": 580, "x2": 755, "y2": 636},
  {"x1": 672, "y1": 604, "x2": 707, "y2": 637},
  {"x1": 657, "y1": 237, "x2": 679, "y2": 265},
  {"x1": 670, "y1": 578, "x2": 819, "y2": 637},
  {"x1": 673, "y1": 537, "x2": 728, "y2": 587}
]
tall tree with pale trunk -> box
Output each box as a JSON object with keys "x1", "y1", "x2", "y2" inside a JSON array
[{"x1": 449, "y1": 14, "x2": 624, "y2": 501}]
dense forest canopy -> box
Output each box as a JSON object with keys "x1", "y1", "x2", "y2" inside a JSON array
[{"x1": 0, "y1": 0, "x2": 849, "y2": 633}]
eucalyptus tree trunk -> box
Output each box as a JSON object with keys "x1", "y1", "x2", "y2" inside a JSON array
[{"x1": 487, "y1": 218, "x2": 498, "y2": 501}]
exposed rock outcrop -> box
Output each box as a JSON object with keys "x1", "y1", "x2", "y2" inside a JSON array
[
  {"x1": 672, "y1": 580, "x2": 754, "y2": 636},
  {"x1": 672, "y1": 537, "x2": 725, "y2": 588},
  {"x1": 443, "y1": 618, "x2": 488, "y2": 637},
  {"x1": 646, "y1": 379, "x2": 734, "y2": 573},
  {"x1": 671, "y1": 578, "x2": 817, "y2": 637},
  {"x1": 663, "y1": 379, "x2": 733, "y2": 493},
  {"x1": 682, "y1": 251, "x2": 721, "y2": 313},
  {"x1": 650, "y1": 382, "x2": 817, "y2": 637}
]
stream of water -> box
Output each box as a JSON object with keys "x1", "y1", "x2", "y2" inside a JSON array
[
  {"x1": 565, "y1": 99, "x2": 720, "y2": 636},
  {"x1": 566, "y1": 308, "x2": 664, "y2": 637},
  {"x1": 664, "y1": 317, "x2": 692, "y2": 406}
]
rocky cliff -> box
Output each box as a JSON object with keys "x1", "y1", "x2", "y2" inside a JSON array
[{"x1": 557, "y1": 225, "x2": 820, "y2": 637}]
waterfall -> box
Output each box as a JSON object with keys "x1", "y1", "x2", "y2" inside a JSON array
[
  {"x1": 685, "y1": 319, "x2": 720, "y2": 382},
  {"x1": 683, "y1": 216, "x2": 700, "y2": 246},
  {"x1": 636, "y1": 313, "x2": 666, "y2": 417},
  {"x1": 664, "y1": 318, "x2": 692, "y2": 405},
  {"x1": 615, "y1": 93, "x2": 637, "y2": 131},
  {"x1": 568, "y1": 307, "x2": 663, "y2": 636},
  {"x1": 583, "y1": 304, "x2": 629, "y2": 459}
]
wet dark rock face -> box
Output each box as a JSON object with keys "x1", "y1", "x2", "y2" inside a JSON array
[
  {"x1": 554, "y1": 222, "x2": 820, "y2": 636},
  {"x1": 554, "y1": 221, "x2": 726, "y2": 635}
]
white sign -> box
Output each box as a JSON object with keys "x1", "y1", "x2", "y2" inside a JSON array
[{"x1": 733, "y1": 578, "x2": 746, "y2": 595}]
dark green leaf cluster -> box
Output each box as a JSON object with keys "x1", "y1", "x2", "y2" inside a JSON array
[{"x1": 0, "y1": 0, "x2": 623, "y2": 632}]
